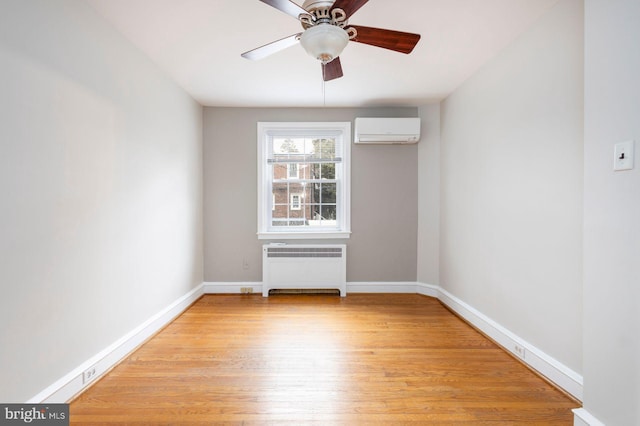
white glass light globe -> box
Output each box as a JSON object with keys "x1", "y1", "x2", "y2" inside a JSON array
[{"x1": 300, "y1": 24, "x2": 349, "y2": 64}]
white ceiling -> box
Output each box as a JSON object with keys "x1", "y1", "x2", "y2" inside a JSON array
[{"x1": 86, "y1": 0, "x2": 560, "y2": 107}]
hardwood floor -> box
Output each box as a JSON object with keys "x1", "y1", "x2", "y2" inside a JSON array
[{"x1": 70, "y1": 294, "x2": 579, "y2": 424}]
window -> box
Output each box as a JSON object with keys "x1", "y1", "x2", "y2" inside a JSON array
[
  {"x1": 290, "y1": 194, "x2": 302, "y2": 210},
  {"x1": 287, "y1": 163, "x2": 299, "y2": 179},
  {"x1": 257, "y1": 122, "x2": 351, "y2": 239}
]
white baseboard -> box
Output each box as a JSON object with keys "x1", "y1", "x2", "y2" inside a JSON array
[
  {"x1": 347, "y1": 281, "x2": 418, "y2": 293},
  {"x1": 29, "y1": 284, "x2": 204, "y2": 403},
  {"x1": 416, "y1": 282, "x2": 439, "y2": 298},
  {"x1": 573, "y1": 408, "x2": 605, "y2": 426},
  {"x1": 204, "y1": 282, "x2": 424, "y2": 295},
  {"x1": 39, "y1": 281, "x2": 583, "y2": 405},
  {"x1": 203, "y1": 282, "x2": 262, "y2": 294},
  {"x1": 435, "y1": 286, "x2": 583, "y2": 401}
]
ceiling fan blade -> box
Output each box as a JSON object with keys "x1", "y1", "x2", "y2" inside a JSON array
[
  {"x1": 330, "y1": 0, "x2": 369, "y2": 19},
  {"x1": 322, "y1": 57, "x2": 343, "y2": 81},
  {"x1": 241, "y1": 33, "x2": 302, "y2": 61},
  {"x1": 259, "y1": 0, "x2": 308, "y2": 20},
  {"x1": 350, "y1": 25, "x2": 421, "y2": 54}
]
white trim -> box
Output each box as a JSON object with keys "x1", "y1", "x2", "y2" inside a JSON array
[
  {"x1": 203, "y1": 282, "x2": 263, "y2": 294},
  {"x1": 347, "y1": 282, "x2": 419, "y2": 293},
  {"x1": 416, "y1": 282, "x2": 440, "y2": 298},
  {"x1": 258, "y1": 231, "x2": 351, "y2": 240},
  {"x1": 204, "y1": 282, "x2": 418, "y2": 295},
  {"x1": 257, "y1": 121, "x2": 351, "y2": 238},
  {"x1": 435, "y1": 286, "x2": 583, "y2": 401},
  {"x1": 36, "y1": 280, "x2": 583, "y2": 404},
  {"x1": 573, "y1": 408, "x2": 605, "y2": 426},
  {"x1": 290, "y1": 193, "x2": 302, "y2": 210},
  {"x1": 29, "y1": 284, "x2": 204, "y2": 403},
  {"x1": 287, "y1": 163, "x2": 299, "y2": 179}
]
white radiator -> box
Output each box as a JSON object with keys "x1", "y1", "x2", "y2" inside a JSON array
[{"x1": 262, "y1": 244, "x2": 347, "y2": 297}]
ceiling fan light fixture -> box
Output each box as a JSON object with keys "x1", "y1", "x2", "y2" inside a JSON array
[{"x1": 299, "y1": 24, "x2": 349, "y2": 64}]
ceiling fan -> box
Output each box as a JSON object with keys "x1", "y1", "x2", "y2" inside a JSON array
[{"x1": 241, "y1": 0, "x2": 421, "y2": 81}]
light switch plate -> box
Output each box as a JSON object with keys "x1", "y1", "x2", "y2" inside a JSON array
[{"x1": 614, "y1": 140, "x2": 634, "y2": 171}]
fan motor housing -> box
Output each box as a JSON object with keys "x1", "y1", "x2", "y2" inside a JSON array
[
  {"x1": 302, "y1": 0, "x2": 335, "y2": 12},
  {"x1": 300, "y1": 0, "x2": 352, "y2": 33}
]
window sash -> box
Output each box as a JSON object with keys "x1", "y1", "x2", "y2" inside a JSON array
[
  {"x1": 257, "y1": 122, "x2": 351, "y2": 239},
  {"x1": 268, "y1": 163, "x2": 342, "y2": 231},
  {"x1": 267, "y1": 158, "x2": 342, "y2": 164}
]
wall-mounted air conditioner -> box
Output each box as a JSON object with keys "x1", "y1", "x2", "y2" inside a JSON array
[{"x1": 354, "y1": 117, "x2": 421, "y2": 144}]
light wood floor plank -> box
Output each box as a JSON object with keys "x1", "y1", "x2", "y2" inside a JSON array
[{"x1": 70, "y1": 294, "x2": 579, "y2": 424}]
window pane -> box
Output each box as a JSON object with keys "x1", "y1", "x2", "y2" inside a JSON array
[
  {"x1": 273, "y1": 164, "x2": 287, "y2": 181},
  {"x1": 290, "y1": 209, "x2": 304, "y2": 218},
  {"x1": 310, "y1": 163, "x2": 321, "y2": 179},
  {"x1": 311, "y1": 184, "x2": 320, "y2": 204},
  {"x1": 309, "y1": 205, "x2": 321, "y2": 220},
  {"x1": 312, "y1": 138, "x2": 336, "y2": 160},
  {"x1": 321, "y1": 205, "x2": 337, "y2": 220},
  {"x1": 321, "y1": 183, "x2": 337, "y2": 203},
  {"x1": 289, "y1": 182, "x2": 304, "y2": 193},
  {"x1": 272, "y1": 206, "x2": 288, "y2": 220},
  {"x1": 273, "y1": 218, "x2": 309, "y2": 227},
  {"x1": 299, "y1": 163, "x2": 310, "y2": 180},
  {"x1": 321, "y1": 163, "x2": 335, "y2": 179},
  {"x1": 272, "y1": 183, "x2": 287, "y2": 202},
  {"x1": 274, "y1": 138, "x2": 304, "y2": 155},
  {"x1": 272, "y1": 182, "x2": 288, "y2": 220}
]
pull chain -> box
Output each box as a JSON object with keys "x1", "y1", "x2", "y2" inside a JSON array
[
  {"x1": 323, "y1": 78, "x2": 326, "y2": 107},
  {"x1": 322, "y1": 63, "x2": 326, "y2": 107}
]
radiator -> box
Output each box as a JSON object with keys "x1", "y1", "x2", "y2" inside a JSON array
[{"x1": 262, "y1": 244, "x2": 347, "y2": 297}]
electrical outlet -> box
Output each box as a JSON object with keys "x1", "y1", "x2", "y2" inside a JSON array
[
  {"x1": 514, "y1": 345, "x2": 526, "y2": 360},
  {"x1": 242, "y1": 258, "x2": 250, "y2": 270},
  {"x1": 83, "y1": 366, "x2": 98, "y2": 384},
  {"x1": 240, "y1": 287, "x2": 253, "y2": 294}
]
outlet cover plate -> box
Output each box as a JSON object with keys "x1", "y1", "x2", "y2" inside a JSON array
[{"x1": 614, "y1": 140, "x2": 634, "y2": 171}]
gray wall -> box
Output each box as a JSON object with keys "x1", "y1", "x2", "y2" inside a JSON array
[
  {"x1": 417, "y1": 104, "x2": 441, "y2": 286},
  {"x1": 204, "y1": 107, "x2": 419, "y2": 283},
  {"x1": 583, "y1": 0, "x2": 640, "y2": 423},
  {"x1": 438, "y1": 0, "x2": 584, "y2": 374},
  {"x1": 0, "y1": 0, "x2": 203, "y2": 402}
]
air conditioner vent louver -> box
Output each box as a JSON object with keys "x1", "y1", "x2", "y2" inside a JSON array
[{"x1": 266, "y1": 247, "x2": 343, "y2": 258}]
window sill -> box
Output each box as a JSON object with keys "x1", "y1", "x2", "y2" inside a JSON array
[{"x1": 257, "y1": 231, "x2": 351, "y2": 240}]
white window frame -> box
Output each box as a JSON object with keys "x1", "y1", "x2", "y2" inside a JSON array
[
  {"x1": 257, "y1": 121, "x2": 351, "y2": 240},
  {"x1": 287, "y1": 163, "x2": 299, "y2": 179},
  {"x1": 290, "y1": 193, "x2": 302, "y2": 211}
]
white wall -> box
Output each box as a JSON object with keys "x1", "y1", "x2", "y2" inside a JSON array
[
  {"x1": 583, "y1": 0, "x2": 640, "y2": 424},
  {"x1": 439, "y1": 0, "x2": 584, "y2": 375},
  {"x1": 0, "y1": 0, "x2": 203, "y2": 402}
]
